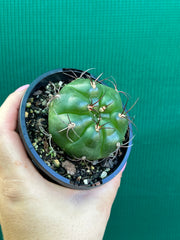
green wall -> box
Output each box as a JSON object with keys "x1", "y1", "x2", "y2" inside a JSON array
[{"x1": 0, "y1": 1, "x2": 180, "y2": 239}]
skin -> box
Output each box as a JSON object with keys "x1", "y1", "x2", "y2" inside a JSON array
[{"x1": 0, "y1": 85, "x2": 126, "y2": 240}]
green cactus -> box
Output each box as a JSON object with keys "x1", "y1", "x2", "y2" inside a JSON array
[{"x1": 48, "y1": 77, "x2": 128, "y2": 161}]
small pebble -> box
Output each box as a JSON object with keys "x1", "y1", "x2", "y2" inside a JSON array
[
  {"x1": 95, "y1": 181, "x2": 101, "y2": 186},
  {"x1": 42, "y1": 100, "x2": 47, "y2": 106},
  {"x1": 91, "y1": 166, "x2": 95, "y2": 170},
  {"x1": 104, "y1": 159, "x2": 114, "y2": 168},
  {"x1": 45, "y1": 161, "x2": 51, "y2": 167},
  {"x1": 29, "y1": 97, "x2": 34, "y2": 102},
  {"x1": 76, "y1": 176, "x2": 82, "y2": 182},
  {"x1": 42, "y1": 108, "x2": 48, "y2": 114},
  {"x1": 26, "y1": 102, "x2": 31, "y2": 108},
  {"x1": 53, "y1": 159, "x2": 60, "y2": 168},
  {"x1": 92, "y1": 160, "x2": 99, "y2": 165},
  {"x1": 35, "y1": 101, "x2": 41, "y2": 106},
  {"x1": 106, "y1": 168, "x2": 111, "y2": 172},
  {"x1": 109, "y1": 153, "x2": 114, "y2": 158},
  {"x1": 25, "y1": 111, "x2": 29, "y2": 118},
  {"x1": 62, "y1": 160, "x2": 76, "y2": 176},
  {"x1": 100, "y1": 171, "x2": 107, "y2": 179},
  {"x1": 33, "y1": 90, "x2": 42, "y2": 96},
  {"x1": 83, "y1": 179, "x2": 89, "y2": 185},
  {"x1": 58, "y1": 81, "x2": 63, "y2": 87}
]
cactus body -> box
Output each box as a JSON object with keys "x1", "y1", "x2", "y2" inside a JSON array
[{"x1": 48, "y1": 77, "x2": 128, "y2": 161}]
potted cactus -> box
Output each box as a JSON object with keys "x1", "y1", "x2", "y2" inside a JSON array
[{"x1": 18, "y1": 68, "x2": 134, "y2": 189}]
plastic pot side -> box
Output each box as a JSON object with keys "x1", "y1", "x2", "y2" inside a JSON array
[{"x1": 18, "y1": 68, "x2": 133, "y2": 190}]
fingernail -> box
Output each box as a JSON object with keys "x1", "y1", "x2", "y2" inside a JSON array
[
  {"x1": 15, "y1": 84, "x2": 29, "y2": 92},
  {"x1": 121, "y1": 162, "x2": 127, "y2": 173}
]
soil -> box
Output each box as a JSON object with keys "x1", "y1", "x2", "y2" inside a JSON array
[{"x1": 25, "y1": 79, "x2": 129, "y2": 187}]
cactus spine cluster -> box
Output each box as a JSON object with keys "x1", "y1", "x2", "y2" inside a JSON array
[{"x1": 48, "y1": 76, "x2": 128, "y2": 161}]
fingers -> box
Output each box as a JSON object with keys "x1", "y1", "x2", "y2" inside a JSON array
[
  {"x1": 95, "y1": 162, "x2": 127, "y2": 195},
  {"x1": 85, "y1": 166, "x2": 126, "y2": 218},
  {"x1": 63, "y1": 162, "x2": 127, "y2": 215},
  {"x1": 103, "y1": 162, "x2": 127, "y2": 199},
  {"x1": 0, "y1": 85, "x2": 29, "y2": 132}
]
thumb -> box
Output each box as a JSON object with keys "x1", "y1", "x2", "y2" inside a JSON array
[
  {"x1": 0, "y1": 84, "x2": 29, "y2": 131},
  {"x1": 0, "y1": 85, "x2": 39, "y2": 181}
]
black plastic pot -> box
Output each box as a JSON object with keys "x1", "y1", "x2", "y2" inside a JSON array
[{"x1": 18, "y1": 68, "x2": 133, "y2": 190}]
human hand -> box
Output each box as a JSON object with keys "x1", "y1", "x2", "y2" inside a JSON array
[{"x1": 0, "y1": 85, "x2": 126, "y2": 240}]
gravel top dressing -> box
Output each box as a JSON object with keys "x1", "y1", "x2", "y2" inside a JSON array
[{"x1": 25, "y1": 79, "x2": 129, "y2": 187}]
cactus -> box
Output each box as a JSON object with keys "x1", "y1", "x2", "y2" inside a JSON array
[{"x1": 48, "y1": 76, "x2": 129, "y2": 161}]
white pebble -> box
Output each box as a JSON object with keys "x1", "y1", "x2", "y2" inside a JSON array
[
  {"x1": 100, "y1": 171, "x2": 107, "y2": 179},
  {"x1": 83, "y1": 179, "x2": 89, "y2": 185}
]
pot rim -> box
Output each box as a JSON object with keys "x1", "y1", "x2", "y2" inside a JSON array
[{"x1": 18, "y1": 68, "x2": 133, "y2": 189}]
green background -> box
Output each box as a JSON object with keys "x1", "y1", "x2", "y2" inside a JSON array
[{"x1": 0, "y1": 0, "x2": 180, "y2": 239}]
